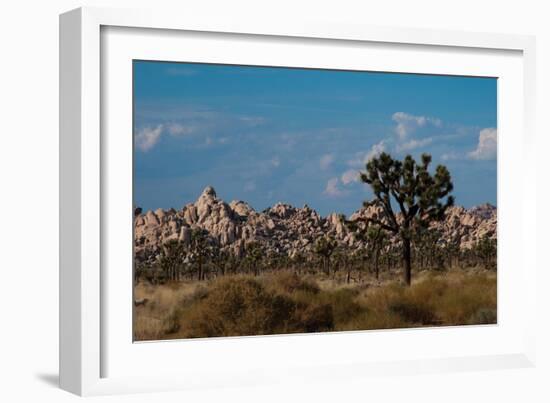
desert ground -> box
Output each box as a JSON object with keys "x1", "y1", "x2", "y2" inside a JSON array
[{"x1": 134, "y1": 267, "x2": 496, "y2": 341}]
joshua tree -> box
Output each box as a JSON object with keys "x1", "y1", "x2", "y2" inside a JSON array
[
  {"x1": 474, "y1": 235, "x2": 497, "y2": 270},
  {"x1": 351, "y1": 247, "x2": 370, "y2": 282},
  {"x1": 290, "y1": 251, "x2": 306, "y2": 274},
  {"x1": 333, "y1": 246, "x2": 354, "y2": 283},
  {"x1": 367, "y1": 226, "x2": 387, "y2": 281},
  {"x1": 158, "y1": 239, "x2": 186, "y2": 281},
  {"x1": 360, "y1": 153, "x2": 454, "y2": 286},
  {"x1": 245, "y1": 241, "x2": 264, "y2": 276},
  {"x1": 413, "y1": 227, "x2": 442, "y2": 270},
  {"x1": 210, "y1": 246, "x2": 230, "y2": 277},
  {"x1": 314, "y1": 236, "x2": 338, "y2": 276},
  {"x1": 443, "y1": 237, "x2": 461, "y2": 270},
  {"x1": 188, "y1": 228, "x2": 212, "y2": 281},
  {"x1": 344, "y1": 216, "x2": 387, "y2": 281}
]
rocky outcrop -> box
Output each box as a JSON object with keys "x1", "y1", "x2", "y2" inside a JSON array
[{"x1": 134, "y1": 186, "x2": 497, "y2": 262}]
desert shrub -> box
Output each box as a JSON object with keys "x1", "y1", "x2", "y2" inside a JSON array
[
  {"x1": 269, "y1": 271, "x2": 320, "y2": 295},
  {"x1": 358, "y1": 278, "x2": 443, "y2": 326},
  {"x1": 317, "y1": 288, "x2": 362, "y2": 325},
  {"x1": 389, "y1": 300, "x2": 437, "y2": 325},
  {"x1": 341, "y1": 311, "x2": 408, "y2": 331},
  {"x1": 162, "y1": 306, "x2": 183, "y2": 334},
  {"x1": 436, "y1": 273, "x2": 496, "y2": 324},
  {"x1": 179, "y1": 277, "x2": 296, "y2": 338},
  {"x1": 190, "y1": 284, "x2": 209, "y2": 301},
  {"x1": 134, "y1": 306, "x2": 185, "y2": 341},
  {"x1": 134, "y1": 270, "x2": 497, "y2": 340},
  {"x1": 294, "y1": 302, "x2": 334, "y2": 332},
  {"x1": 133, "y1": 316, "x2": 165, "y2": 341},
  {"x1": 177, "y1": 276, "x2": 339, "y2": 337},
  {"x1": 468, "y1": 308, "x2": 497, "y2": 324}
]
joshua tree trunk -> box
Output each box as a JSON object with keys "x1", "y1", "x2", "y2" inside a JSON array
[
  {"x1": 403, "y1": 237, "x2": 412, "y2": 286},
  {"x1": 198, "y1": 255, "x2": 203, "y2": 281},
  {"x1": 374, "y1": 247, "x2": 380, "y2": 280}
]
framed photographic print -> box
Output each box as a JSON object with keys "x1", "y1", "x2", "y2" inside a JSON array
[
  {"x1": 60, "y1": 7, "x2": 537, "y2": 396},
  {"x1": 132, "y1": 60, "x2": 498, "y2": 341}
]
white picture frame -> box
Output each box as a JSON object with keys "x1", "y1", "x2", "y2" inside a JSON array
[{"x1": 59, "y1": 6, "x2": 537, "y2": 396}]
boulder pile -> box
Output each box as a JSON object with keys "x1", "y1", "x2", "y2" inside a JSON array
[{"x1": 134, "y1": 186, "x2": 497, "y2": 263}]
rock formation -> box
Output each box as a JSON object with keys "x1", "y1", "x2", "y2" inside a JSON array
[{"x1": 134, "y1": 186, "x2": 497, "y2": 263}]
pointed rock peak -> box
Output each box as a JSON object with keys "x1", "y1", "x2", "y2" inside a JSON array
[{"x1": 201, "y1": 186, "x2": 217, "y2": 198}]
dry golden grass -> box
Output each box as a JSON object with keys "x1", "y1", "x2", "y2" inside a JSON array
[
  {"x1": 133, "y1": 281, "x2": 204, "y2": 340},
  {"x1": 133, "y1": 269, "x2": 497, "y2": 341}
]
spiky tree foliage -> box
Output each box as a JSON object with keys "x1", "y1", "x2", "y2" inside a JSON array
[
  {"x1": 360, "y1": 152, "x2": 454, "y2": 285},
  {"x1": 158, "y1": 239, "x2": 186, "y2": 282},
  {"x1": 314, "y1": 236, "x2": 338, "y2": 276},
  {"x1": 188, "y1": 228, "x2": 212, "y2": 281}
]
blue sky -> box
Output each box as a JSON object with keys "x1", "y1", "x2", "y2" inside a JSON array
[{"x1": 134, "y1": 61, "x2": 497, "y2": 216}]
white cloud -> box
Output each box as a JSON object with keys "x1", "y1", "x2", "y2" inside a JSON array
[
  {"x1": 441, "y1": 152, "x2": 459, "y2": 161},
  {"x1": 347, "y1": 141, "x2": 386, "y2": 168},
  {"x1": 396, "y1": 137, "x2": 433, "y2": 152},
  {"x1": 166, "y1": 123, "x2": 195, "y2": 136},
  {"x1": 135, "y1": 125, "x2": 163, "y2": 152},
  {"x1": 319, "y1": 154, "x2": 335, "y2": 170},
  {"x1": 341, "y1": 169, "x2": 359, "y2": 185},
  {"x1": 468, "y1": 128, "x2": 497, "y2": 160},
  {"x1": 270, "y1": 156, "x2": 281, "y2": 167},
  {"x1": 365, "y1": 141, "x2": 386, "y2": 162},
  {"x1": 392, "y1": 112, "x2": 442, "y2": 140},
  {"x1": 324, "y1": 177, "x2": 348, "y2": 197}
]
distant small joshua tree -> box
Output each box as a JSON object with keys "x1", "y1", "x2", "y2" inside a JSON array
[
  {"x1": 188, "y1": 228, "x2": 212, "y2": 281},
  {"x1": 158, "y1": 239, "x2": 186, "y2": 281},
  {"x1": 314, "y1": 235, "x2": 338, "y2": 276},
  {"x1": 474, "y1": 235, "x2": 497, "y2": 270},
  {"x1": 367, "y1": 226, "x2": 387, "y2": 281},
  {"x1": 245, "y1": 241, "x2": 265, "y2": 276},
  {"x1": 210, "y1": 246, "x2": 230, "y2": 277}
]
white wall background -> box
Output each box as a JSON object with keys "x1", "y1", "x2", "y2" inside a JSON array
[{"x1": 0, "y1": 1, "x2": 547, "y2": 402}]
